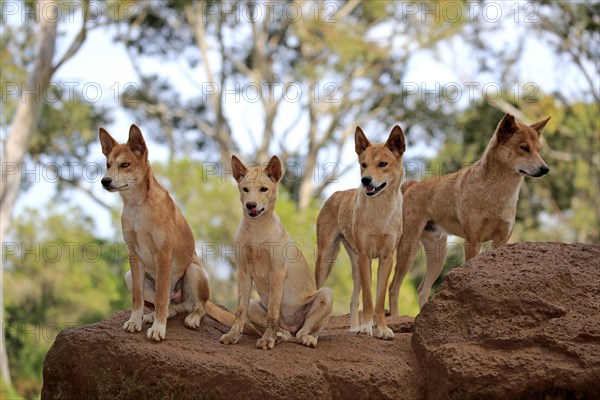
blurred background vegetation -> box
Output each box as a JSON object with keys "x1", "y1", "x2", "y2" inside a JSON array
[{"x1": 2, "y1": 1, "x2": 598, "y2": 398}]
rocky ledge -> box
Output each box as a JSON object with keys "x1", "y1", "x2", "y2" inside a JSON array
[{"x1": 42, "y1": 242, "x2": 600, "y2": 399}]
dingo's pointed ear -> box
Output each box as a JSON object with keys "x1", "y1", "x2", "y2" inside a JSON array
[
  {"x1": 264, "y1": 155, "x2": 282, "y2": 183},
  {"x1": 128, "y1": 124, "x2": 147, "y2": 157},
  {"x1": 530, "y1": 116, "x2": 551, "y2": 137},
  {"x1": 355, "y1": 126, "x2": 370, "y2": 155},
  {"x1": 231, "y1": 155, "x2": 248, "y2": 182},
  {"x1": 99, "y1": 127, "x2": 118, "y2": 156},
  {"x1": 496, "y1": 113, "x2": 519, "y2": 143},
  {"x1": 385, "y1": 125, "x2": 406, "y2": 158}
]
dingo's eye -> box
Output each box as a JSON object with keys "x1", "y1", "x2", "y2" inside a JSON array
[
  {"x1": 260, "y1": 187, "x2": 268, "y2": 192},
  {"x1": 520, "y1": 145, "x2": 530, "y2": 153},
  {"x1": 121, "y1": 162, "x2": 130, "y2": 168},
  {"x1": 243, "y1": 187, "x2": 249, "y2": 192},
  {"x1": 378, "y1": 162, "x2": 388, "y2": 168},
  {"x1": 361, "y1": 163, "x2": 367, "y2": 168},
  {"x1": 106, "y1": 163, "x2": 110, "y2": 169}
]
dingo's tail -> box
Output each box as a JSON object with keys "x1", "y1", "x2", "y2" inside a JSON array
[{"x1": 206, "y1": 301, "x2": 258, "y2": 336}]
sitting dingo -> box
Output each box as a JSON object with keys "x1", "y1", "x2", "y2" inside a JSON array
[
  {"x1": 315, "y1": 126, "x2": 406, "y2": 340},
  {"x1": 99, "y1": 125, "x2": 242, "y2": 341},
  {"x1": 388, "y1": 113, "x2": 551, "y2": 315},
  {"x1": 220, "y1": 155, "x2": 333, "y2": 349}
]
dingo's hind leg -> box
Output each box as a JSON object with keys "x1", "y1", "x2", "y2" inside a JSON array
[
  {"x1": 295, "y1": 288, "x2": 333, "y2": 348},
  {"x1": 181, "y1": 261, "x2": 209, "y2": 329}
]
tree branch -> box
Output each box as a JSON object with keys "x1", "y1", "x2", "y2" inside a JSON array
[
  {"x1": 52, "y1": 0, "x2": 89, "y2": 74},
  {"x1": 58, "y1": 176, "x2": 112, "y2": 211}
]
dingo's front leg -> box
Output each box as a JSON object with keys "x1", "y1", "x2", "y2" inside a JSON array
[
  {"x1": 146, "y1": 245, "x2": 172, "y2": 341},
  {"x1": 346, "y1": 245, "x2": 361, "y2": 333},
  {"x1": 357, "y1": 253, "x2": 374, "y2": 337},
  {"x1": 374, "y1": 254, "x2": 394, "y2": 340},
  {"x1": 123, "y1": 240, "x2": 144, "y2": 333},
  {"x1": 220, "y1": 264, "x2": 252, "y2": 345},
  {"x1": 256, "y1": 268, "x2": 285, "y2": 350}
]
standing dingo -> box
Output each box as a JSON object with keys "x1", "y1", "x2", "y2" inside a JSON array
[
  {"x1": 388, "y1": 113, "x2": 551, "y2": 315},
  {"x1": 315, "y1": 126, "x2": 406, "y2": 340}
]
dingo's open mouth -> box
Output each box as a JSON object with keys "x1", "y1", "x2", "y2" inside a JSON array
[
  {"x1": 364, "y1": 182, "x2": 386, "y2": 197},
  {"x1": 248, "y1": 208, "x2": 265, "y2": 218}
]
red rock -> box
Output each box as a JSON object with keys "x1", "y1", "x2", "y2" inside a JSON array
[
  {"x1": 42, "y1": 311, "x2": 420, "y2": 400},
  {"x1": 42, "y1": 243, "x2": 600, "y2": 399},
  {"x1": 412, "y1": 242, "x2": 600, "y2": 399}
]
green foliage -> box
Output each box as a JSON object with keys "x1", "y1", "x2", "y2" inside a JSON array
[
  {"x1": 30, "y1": 92, "x2": 108, "y2": 163},
  {"x1": 4, "y1": 206, "x2": 129, "y2": 399},
  {"x1": 1, "y1": 378, "x2": 20, "y2": 400}
]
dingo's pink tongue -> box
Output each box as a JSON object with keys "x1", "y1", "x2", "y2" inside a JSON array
[{"x1": 365, "y1": 185, "x2": 376, "y2": 193}]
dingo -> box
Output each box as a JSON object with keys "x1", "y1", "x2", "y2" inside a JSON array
[
  {"x1": 219, "y1": 155, "x2": 333, "y2": 349},
  {"x1": 315, "y1": 126, "x2": 406, "y2": 340},
  {"x1": 388, "y1": 113, "x2": 551, "y2": 315},
  {"x1": 99, "y1": 125, "x2": 241, "y2": 341}
]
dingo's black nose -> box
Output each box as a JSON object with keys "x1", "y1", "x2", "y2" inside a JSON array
[
  {"x1": 101, "y1": 177, "x2": 112, "y2": 187},
  {"x1": 539, "y1": 166, "x2": 549, "y2": 176},
  {"x1": 246, "y1": 202, "x2": 257, "y2": 210},
  {"x1": 361, "y1": 176, "x2": 372, "y2": 186}
]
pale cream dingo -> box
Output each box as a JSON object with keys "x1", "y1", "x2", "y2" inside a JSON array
[{"x1": 220, "y1": 155, "x2": 333, "y2": 349}]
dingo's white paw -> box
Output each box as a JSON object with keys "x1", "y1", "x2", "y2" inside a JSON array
[
  {"x1": 278, "y1": 330, "x2": 295, "y2": 342},
  {"x1": 219, "y1": 330, "x2": 241, "y2": 345},
  {"x1": 256, "y1": 335, "x2": 276, "y2": 350},
  {"x1": 123, "y1": 312, "x2": 142, "y2": 332},
  {"x1": 299, "y1": 334, "x2": 318, "y2": 348},
  {"x1": 358, "y1": 322, "x2": 373, "y2": 337},
  {"x1": 146, "y1": 322, "x2": 166, "y2": 341},
  {"x1": 184, "y1": 312, "x2": 203, "y2": 329},
  {"x1": 374, "y1": 326, "x2": 394, "y2": 340},
  {"x1": 143, "y1": 312, "x2": 155, "y2": 324}
]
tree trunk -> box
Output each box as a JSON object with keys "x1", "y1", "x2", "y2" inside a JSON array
[
  {"x1": 297, "y1": 105, "x2": 319, "y2": 211},
  {"x1": 0, "y1": 0, "x2": 58, "y2": 385}
]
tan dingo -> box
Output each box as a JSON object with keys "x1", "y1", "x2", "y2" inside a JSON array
[
  {"x1": 219, "y1": 155, "x2": 333, "y2": 349},
  {"x1": 388, "y1": 113, "x2": 551, "y2": 315},
  {"x1": 315, "y1": 126, "x2": 406, "y2": 340},
  {"x1": 99, "y1": 125, "x2": 242, "y2": 341}
]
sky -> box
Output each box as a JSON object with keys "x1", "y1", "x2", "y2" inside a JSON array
[{"x1": 7, "y1": 1, "x2": 597, "y2": 239}]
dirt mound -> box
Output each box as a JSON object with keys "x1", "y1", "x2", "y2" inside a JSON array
[
  {"x1": 413, "y1": 242, "x2": 600, "y2": 399},
  {"x1": 42, "y1": 242, "x2": 600, "y2": 399}
]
